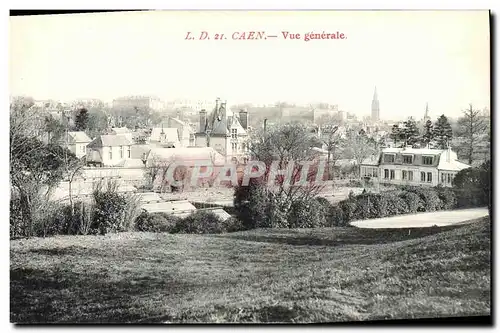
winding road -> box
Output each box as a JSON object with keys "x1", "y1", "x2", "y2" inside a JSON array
[{"x1": 350, "y1": 207, "x2": 489, "y2": 229}]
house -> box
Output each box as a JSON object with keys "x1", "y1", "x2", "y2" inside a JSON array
[
  {"x1": 164, "y1": 117, "x2": 195, "y2": 147},
  {"x1": 360, "y1": 147, "x2": 471, "y2": 187},
  {"x1": 149, "y1": 127, "x2": 180, "y2": 147},
  {"x1": 109, "y1": 127, "x2": 134, "y2": 143},
  {"x1": 66, "y1": 131, "x2": 92, "y2": 158},
  {"x1": 195, "y1": 98, "x2": 250, "y2": 163},
  {"x1": 86, "y1": 134, "x2": 133, "y2": 167}
]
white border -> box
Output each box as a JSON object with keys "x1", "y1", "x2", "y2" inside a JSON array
[{"x1": 3, "y1": 1, "x2": 497, "y2": 332}]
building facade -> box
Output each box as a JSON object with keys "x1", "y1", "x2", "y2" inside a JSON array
[
  {"x1": 86, "y1": 134, "x2": 133, "y2": 167},
  {"x1": 195, "y1": 98, "x2": 249, "y2": 163},
  {"x1": 67, "y1": 131, "x2": 92, "y2": 158},
  {"x1": 360, "y1": 147, "x2": 470, "y2": 187}
]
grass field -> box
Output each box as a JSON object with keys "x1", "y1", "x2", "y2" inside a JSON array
[{"x1": 10, "y1": 217, "x2": 491, "y2": 323}]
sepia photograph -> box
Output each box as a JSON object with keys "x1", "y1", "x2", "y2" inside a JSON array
[{"x1": 9, "y1": 9, "x2": 491, "y2": 324}]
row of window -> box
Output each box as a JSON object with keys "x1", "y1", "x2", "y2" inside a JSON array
[
  {"x1": 441, "y1": 172, "x2": 454, "y2": 184},
  {"x1": 383, "y1": 169, "x2": 433, "y2": 183},
  {"x1": 108, "y1": 146, "x2": 131, "y2": 160},
  {"x1": 231, "y1": 142, "x2": 248, "y2": 152},
  {"x1": 383, "y1": 154, "x2": 434, "y2": 165}
]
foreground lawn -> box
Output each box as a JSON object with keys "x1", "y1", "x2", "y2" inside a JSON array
[{"x1": 11, "y1": 217, "x2": 491, "y2": 323}]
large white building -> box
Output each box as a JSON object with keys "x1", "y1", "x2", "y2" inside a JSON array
[{"x1": 360, "y1": 147, "x2": 470, "y2": 187}]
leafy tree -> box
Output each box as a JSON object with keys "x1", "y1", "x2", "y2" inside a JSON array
[
  {"x1": 44, "y1": 115, "x2": 66, "y2": 144},
  {"x1": 402, "y1": 117, "x2": 420, "y2": 146},
  {"x1": 390, "y1": 124, "x2": 402, "y2": 147},
  {"x1": 457, "y1": 104, "x2": 489, "y2": 165},
  {"x1": 433, "y1": 114, "x2": 453, "y2": 149},
  {"x1": 422, "y1": 120, "x2": 434, "y2": 147},
  {"x1": 10, "y1": 99, "x2": 80, "y2": 237},
  {"x1": 74, "y1": 108, "x2": 90, "y2": 131}
]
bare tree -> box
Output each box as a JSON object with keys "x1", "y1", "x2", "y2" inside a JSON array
[
  {"x1": 249, "y1": 123, "x2": 325, "y2": 203},
  {"x1": 457, "y1": 104, "x2": 489, "y2": 165},
  {"x1": 345, "y1": 132, "x2": 378, "y2": 177},
  {"x1": 320, "y1": 124, "x2": 340, "y2": 180}
]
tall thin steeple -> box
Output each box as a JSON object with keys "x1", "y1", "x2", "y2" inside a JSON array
[
  {"x1": 424, "y1": 102, "x2": 430, "y2": 121},
  {"x1": 371, "y1": 86, "x2": 380, "y2": 122}
]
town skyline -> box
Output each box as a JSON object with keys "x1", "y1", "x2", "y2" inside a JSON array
[{"x1": 10, "y1": 10, "x2": 490, "y2": 119}]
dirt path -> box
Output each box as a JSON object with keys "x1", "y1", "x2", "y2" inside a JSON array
[{"x1": 350, "y1": 208, "x2": 489, "y2": 229}]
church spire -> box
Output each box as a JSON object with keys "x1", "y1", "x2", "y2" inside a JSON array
[
  {"x1": 371, "y1": 86, "x2": 380, "y2": 122},
  {"x1": 424, "y1": 102, "x2": 430, "y2": 121}
]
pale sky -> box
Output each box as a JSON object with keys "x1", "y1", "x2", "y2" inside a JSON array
[{"x1": 10, "y1": 10, "x2": 490, "y2": 119}]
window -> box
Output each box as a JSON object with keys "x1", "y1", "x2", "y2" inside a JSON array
[
  {"x1": 390, "y1": 170, "x2": 395, "y2": 180},
  {"x1": 447, "y1": 173, "x2": 452, "y2": 184},
  {"x1": 441, "y1": 173, "x2": 446, "y2": 183},
  {"x1": 384, "y1": 154, "x2": 395, "y2": 163},
  {"x1": 231, "y1": 128, "x2": 237, "y2": 139},
  {"x1": 408, "y1": 171, "x2": 414, "y2": 181},
  {"x1": 231, "y1": 142, "x2": 238, "y2": 151},
  {"x1": 384, "y1": 169, "x2": 389, "y2": 179},
  {"x1": 403, "y1": 155, "x2": 413, "y2": 164},
  {"x1": 372, "y1": 168, "x2": 378, "y2": 178},
  {"x1": 108, "y1": 148, "x2": 112, "y2": 160},
  {"x1": 402, "y1": 170, "x2": 407, "y2": 180},
  {"x1": 127, "y1": 146, "x2": 131, "y2": 158},
  {"x1": 422, "y1": 156, "x2": 433, "y2": 165},
  {"x1": 427, "y1": 172, "x2": 432, "y2": 183},
  {"x1": 119, "y1": 146, "x2": 124, "y2": 159},
  {"x1": 421, "y1": 172, "x2": 426, "y2": 182}
]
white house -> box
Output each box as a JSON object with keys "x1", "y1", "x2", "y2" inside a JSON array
[
  {"x1": 67, "y1": 131, "x2": 92, "y2": 158},
  {"x1": 86, "y1": 134, "x2": 133, "y2": 167},
  {"x1": 360, "y1": 147, "x2": 471, "y2": 187}
]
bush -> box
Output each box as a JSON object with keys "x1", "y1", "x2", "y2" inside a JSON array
[
  {"x1": 377, "y1": 192, "x2": 409, "y2": 217},
  {"x1": 402, "y1": 192, "x2": 423, "y2": 213},
  {"x1": 222, "y1": 217, "x2": 245, "y2": 233},
  {"x1": 326, "y1": 205, "x2": 345, "y2": 226},
  {"x1": 234, "y1": 180, "x2": 270, "y2": 229},
  {"x1": 353, "y1": 193, "x2": 380, "y2": 220},
  {"x1": 288, "y1": 198, "x2": 328, "y2": 228},
  {"x1": 436, "y1": 187, "x2": 457, "y2": 210},
  {"x1": 171, "y1": 211, "x2": 227, "y2": 234},
  {"x1": 401, "y1": 186, "x2": 442, "y2": 212},
  {"x1": 135, "y1": 210, "x2": 180, "y2": 233}
]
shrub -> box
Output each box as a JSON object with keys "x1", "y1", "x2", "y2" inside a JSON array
[
  {"x1": 135, "y1": 210, "x2": 181, "y2": 233},
  {"x1": 288, "y1": 198, "x2": 328, "y2": 228},
  {"x1": 404, "y1": 187, "x2": 442, "y2": 212},
  {"x1": 353, "y1": 193, "x2": 380, "y2": 220},
  {"x1": 378, "y1": 192, "x2": 409, "y2": 217},
  {"x1": 435, "y1": 187, "x2": 457, "y2": 210},
  {"x1": 326, "y1": 205, "x2": 345, "y2": 226},
  {"x1": 234, "y1": 180, "x2": 270, "y2": 229},
  {"x1": 171, "y1": 211, "x2": 227, "y2": 234},
  {"x1": 402, "y1": 192, "x2": 423, "y2": 213},
  {"x1": 338, "y1": 198, "x2": 357, "y2": 223},
  {"x1": 222, "y1": 217, "x2": 245, "y2": 233},
  {"x1": 91, "y1": 181, "x2": 129, "y2": 235}
]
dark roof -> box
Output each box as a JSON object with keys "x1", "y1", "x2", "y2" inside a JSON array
[{"x1": 87, "y1": 134, "x2": 132, "y2": 148}]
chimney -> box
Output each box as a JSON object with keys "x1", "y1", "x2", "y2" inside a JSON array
[
  {"x1": 239, "y1": 109, "x2": 248, "y2": 129},
  {"x1": 199, "y1": 109, "x2": 207, "y2": 133},
  {"x1": 215, "y1": 98, "x2": 220, "y2": 113}
]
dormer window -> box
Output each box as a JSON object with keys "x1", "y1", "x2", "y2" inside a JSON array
[
  {"x1": 231, "y1": 128, "x2": 237, "y2": 139},
  {"x1": 403, "y1": 155, "x2": 413, "y2": 164},
  {"x1": 383, "y1": 154, "x2": 395, "y2": 163},
  {"x1": 422, "y1": 156, "x2": 434, "y2": 165}
]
